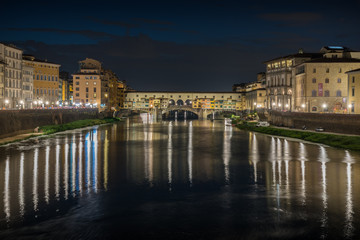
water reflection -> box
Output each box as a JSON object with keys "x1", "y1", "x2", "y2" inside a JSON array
[
  {"x1": 19, "y1": 153, "x2": 25, "y2": 217},
  {"x1": 188, "y1": 121, "x2": 193, "y2": 186},
  {"x1": 168, "y1": 121, "x2": 173, "y2": 190},
  {"x1": 4, "y1": 157, "x2": 10, "y2": 221},
  {"x1": 0, "y1": 120, "x2": 359, "y2": 239},
  {"x1": 223, "y1": 125, "x2": 232, "y2": 183},
  {"x1": 33, "y1": 148, "x2": 38, "y2": 211}
]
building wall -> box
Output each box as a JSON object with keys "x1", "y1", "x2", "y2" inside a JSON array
[
  {"x1": 0, "y1": 63, "x2": 4, "y2": 109},
  {"x1": 22, "y1": 65, "x2": 33, "y2": 109},
  {"x1": 347, "y1": 71, "x2": 360, "y2": 114},
  {"x1": 0, "y1": 44, "x2": 23, "y2": 109},
  {"x1": 295, "y1": 62, "x2": 360, "y2": 113},
  {"x1": 73, "y1": 71, "x2": 101, "y2": 106},
  {"x1": 23, "y1": 58, "x2": 60, "y2": 106}
]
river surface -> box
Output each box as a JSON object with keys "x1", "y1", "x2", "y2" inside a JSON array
[{"x1": 0, "y1": 116, "x2": 359, "y2": 239}]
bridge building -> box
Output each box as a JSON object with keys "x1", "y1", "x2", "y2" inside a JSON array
[{"x1": 124, "y1": 91, "x2": 245, "y2": 119}]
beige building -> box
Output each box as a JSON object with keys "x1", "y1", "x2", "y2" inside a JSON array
[
  {"x1": 73, "y1": 59, "x2": 102, "y2": 107},
  {"x1": 0, "y1": 61, "x2": 4, "y2": 109},
  {"x1": 264, "y1": 50, "x2": 321, "y2": 111},
  {"x1": 23, "y1": 55, "x2": 60, "y2": 107},
  {"x1": 22, "y1": 65, "x2": 34, "y2": 109},
  {"x1": 0, "y1": 43, "x2": 23, "y2": 109},
  {"x1": 346, "y1": 68, "x2": 360, "y2": 114},
  {"x1": 294, "y1": 58, "x2": 360, "y2": 113}
]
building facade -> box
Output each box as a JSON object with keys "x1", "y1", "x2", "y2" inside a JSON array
[
  {"x1": 294, "y1": 58, "x2": 360, "y2": 113},
  {"x1": 0, "y1": 43, "x2": 23, "y2": 109},
  {"x1": 73, "y1": 59, "x2": 102, "y2": 107},
  {"x1": 22, "y1": 64, "x2": 34, "y2": 109},
  {"x1": 264, "y1": 50, "x2": 321, "y2": 112},
  {"x1": 346, "y1": 69, "x2": 360, "y2": 114},
  {"x1": 23, "y1": 55, "x2": 60, "y2": 107},
  {"x1": 0, "y1": 61, "x2": 4, "y2": 109}
]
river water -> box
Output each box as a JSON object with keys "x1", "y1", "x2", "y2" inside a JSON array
[{"x1": 0, "y1": 116, "x2": 359, "y2": 239}]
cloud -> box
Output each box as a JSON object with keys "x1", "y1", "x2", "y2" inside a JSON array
[
  {"x1": 132, "y1": 17, "x2": 174, "y2": 26},
  {"x1": 7, "y1": 27, "x2": 118, "y2": 40},
  {"x1": 12, "y1": 35, "x2": 270, "y2": 91},
  {"x1": 259, "y1": 12, "x2": 323, "y2": 24}
]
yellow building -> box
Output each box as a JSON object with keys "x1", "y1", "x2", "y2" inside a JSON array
[
  {"x1": 347, "y1": 68, "x2": 360, "y2": 113},
  {"x1": 23, "y1": 54, "x2": 60, "y2": 107},
  {"x1": 295, "y1": 59, "x2": 360, "y2": 113}
]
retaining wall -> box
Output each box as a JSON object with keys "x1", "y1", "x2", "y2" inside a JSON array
[
  {"x1": 268, "y1": 111, "x2": 360, "y2": 135},
  {"x1": 0, "y1": 109, "x2": 102, "y2": 138}
]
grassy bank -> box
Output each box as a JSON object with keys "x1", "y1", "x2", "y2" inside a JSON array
[
  {"x1": 235, "y1": 121, "x2": 360, "y2": 151},
  {"x1": 40, "y1": 117, "x2": 121, "y2": 134}
]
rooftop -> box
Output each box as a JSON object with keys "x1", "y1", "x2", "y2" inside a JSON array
[
  {"x1": 304, "y1": 58, "x2": 360, "y2": 63},
  {"x1": 264, "y1": 52, "x2": 322, "y2": 63},
  {"x1": 23, "y1": 54, "x2": 61, "y2": 66},
  {"x1": 345, "y1": 68, "x2": 360, "y2": 74}
]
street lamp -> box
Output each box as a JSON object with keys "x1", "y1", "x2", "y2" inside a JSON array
[
  {"x1": 348, "y1": 104, "x2": 352, "y2": 114},
  {"x1": 20, "y1": 100, "x2": 24, "y2": 109},
  {"x1": 322, "y1": 104, "x2": 327, "y2": 113}
]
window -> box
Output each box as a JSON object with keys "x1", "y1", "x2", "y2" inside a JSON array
[
  {"x1": 339, "y1": 68, "x2": 342, "y2": 73},
  {"x1": 86, "y1": 93, "x2": 89, "y2": 98},
  {"x1": 76, "y1": 81, "x2": 79, "y2": 85},
  {"x1": 76, "y1": 93, "x2": 79, "y2": 97},
  {"x1": 352, "y1": 87, "x2": 355, "y2": 97},
  {"x1": 44, "y1": 75, "x2": 47, "y2": 80},
  {"x1": 325, "y1": 78, "x2": 329, "y2": 83},
  {"x1": 313, "y1": 68, "x2": 316, "y2": 73},
  {"x1": 93, "y1": 93, "x2": 97, "y2": 98},
  {"x1": 75, "y1": 77, "x2": 80, "y2": 79},
  {"x1": 312, "y1": 78, "x2": 316, "y2": 83},
  {"x1": 352, "y1": 76, "x2": 355, "y2": 83},
  {"x1": 52, "y1": 76, "x2": 54, "y2": 81},
  {"x1": 326, "y1": 68, "x2": 329, "y2": 73},
  {"x1": 336, "y1": 90, "x2": 342, "y2": 97},
  {"x1": 94, "y1": 88, "x2": 96, "y2": 92},
  {"x1": 325, "y1": 90, "x2": 330, "y2": 97},
  {"x1": 41, "y1": 75, "x2": 43, "y2": 80},
  {"x1": 337, "y1": 78, "x2": 341, "y2": 83},
  {"x1": 86, "y1": 87, "x2": 89, "y2": 92},
  {"x1": 312, "y1": 90, "x2": 317, "y2": 97},
  {"x1": 312, "y1": 106, "x2": 317, "y2": 112},
  {"x1": 75, "y1": 87, "x2": 79, "y2": 91},
  {"x1": 259, "y1": 93, "x2": 262, "y2": 97}
]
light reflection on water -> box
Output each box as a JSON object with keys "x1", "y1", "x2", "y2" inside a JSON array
[{"x1": 0, "y1": 119, "x2": 359, "y2": 239}]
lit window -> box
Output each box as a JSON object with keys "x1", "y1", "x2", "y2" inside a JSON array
[
  {"x1": 336, "y1": 90, "x2": 342, "y2": 97},
  {"x1": 337, "y1": 78, "x2": 341, "y2": 83}
]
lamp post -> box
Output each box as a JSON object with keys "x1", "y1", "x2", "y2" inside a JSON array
[
  {"x1": 20, "y1": 100, "x2": 24, "y2": 109},
  {"x1": 301, "y1": 104, "x2": 306, "y2": 112},
  {"x1": 348, "y1": 104, "x2": 352, "y2": 114},
  {"x1": 5, "y1": 99, "x2": 9, "y2": 109},
  {"x1": 322, "y1": 104, "x2": 327, "y2": 113}
]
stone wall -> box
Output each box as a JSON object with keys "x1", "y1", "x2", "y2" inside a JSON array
[
  {"x1": 268, "y1": 111, "x2": 360, "y2": 135},
  {"x1": 0, "y1": 109, "x2": 100, "y2": 138}
]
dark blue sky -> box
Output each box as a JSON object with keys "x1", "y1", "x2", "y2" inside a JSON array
[{"x1": 2, "y1": 0, "x2": 360, "y2": 91}]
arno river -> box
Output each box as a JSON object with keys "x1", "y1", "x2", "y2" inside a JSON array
[{"x1": 0, "y1": 115, "x2": 359, "y2": 239}]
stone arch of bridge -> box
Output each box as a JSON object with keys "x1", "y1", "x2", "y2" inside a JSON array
[{"x1": 162, "y1": 106, "x2": 200, "y2": 116}]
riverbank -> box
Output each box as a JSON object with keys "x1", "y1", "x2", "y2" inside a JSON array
[
  {"x1": 0, "y1": 117, "x2": 120, "y2": 146},
  {"x1": 234, "y1": 121, "x2": 360, "y2": 151}
]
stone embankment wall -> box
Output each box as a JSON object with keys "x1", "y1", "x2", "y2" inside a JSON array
[
  {"x1": 0, "y1": 109, "x2": 103, "y2": 138},
  {"x1": 268, "y1": 111, "x2": 360, "y2": 135}
]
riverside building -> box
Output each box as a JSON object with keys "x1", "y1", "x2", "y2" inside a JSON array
[
  {"x1": 0, "y1": 43, "x2": 23, "y2": 109},
  {"x1": 294, "y1": 46, "x2": 360, "y2": 113},
  {"x1": 22, "y1": 64, "x2": 34, "y2": 109},
  {"x1": 346, "y1": 68, "x2": 360, "y2": 114},
  {"x1": 264, "y1": 49, "x2": 321, "y2": 111},
  {"x1": 23, "y1": 54, "x2": 61, "y2": 107}
]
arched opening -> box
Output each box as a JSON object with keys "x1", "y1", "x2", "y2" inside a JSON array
[
  {"x1": 176, "y1": 99, "x2": 184, "y2": 106},
  {"x1": 168, "y1": 99, "x2": 175, "y2": 106},
  {"x1": 185, "y1": 99, "x2": 192, "y2": 106},
  {"x1": 162, "y1": 110, "x2": 198, "y2": 120}
]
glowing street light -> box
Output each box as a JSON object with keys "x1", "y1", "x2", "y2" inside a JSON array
[{"x1": 285, "y1": 104, "x2": 289, "y2": 108}]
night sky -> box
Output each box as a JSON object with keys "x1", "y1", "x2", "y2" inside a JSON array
[{"x1": 2, "y1": 0, "x2": 360, "y2": 91}]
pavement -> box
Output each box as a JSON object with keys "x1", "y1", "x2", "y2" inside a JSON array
[{"x1": 271, "y1": 125, "x2": 360, "y2": 137}]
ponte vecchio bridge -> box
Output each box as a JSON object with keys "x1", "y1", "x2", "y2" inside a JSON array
[{"x1": 124, "y1": 91, "x2": 244, "y2": 119}]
